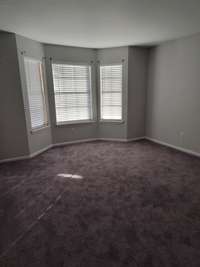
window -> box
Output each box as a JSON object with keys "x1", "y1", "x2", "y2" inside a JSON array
[
  {"x1": 100, "y1": 64, "x2": 122, "y2": 120},
  {"x1": 24, "y1": 57, "x2": 48, "y2": 130},
  {"x1": 52, "y1": 63, "x2": 93, "y2": 124}
]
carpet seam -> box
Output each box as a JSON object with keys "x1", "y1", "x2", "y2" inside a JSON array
[
  {"x1": 14, "y1": 184, "x2": 55, "y2": 219},
  {"x1": 0, "y1": 189, "x2": 66, "y2": 259}
]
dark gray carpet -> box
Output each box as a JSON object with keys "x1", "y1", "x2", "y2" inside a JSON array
[{"x1": 0, "y1": 140, "x2": 200, "y2": 267}]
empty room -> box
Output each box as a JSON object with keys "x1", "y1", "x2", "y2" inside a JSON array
[{"x1": 0, "y1": 0, "x2": 200, "y2": 266}]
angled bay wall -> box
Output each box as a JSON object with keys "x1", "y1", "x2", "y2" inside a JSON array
[
  {"x1": 0, "y1": 32, "x2": 149, "y2": 161},
  {"x1": 16, "y1": 34, "x2": 52, "y2": 155},
  {"x1": 0, "y1": 32, "x2": 29, "y2": 160}
]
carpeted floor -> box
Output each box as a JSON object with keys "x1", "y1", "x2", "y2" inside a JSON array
[{"x1": 0, "y1": 140, "x2": 200, "y2": 267}]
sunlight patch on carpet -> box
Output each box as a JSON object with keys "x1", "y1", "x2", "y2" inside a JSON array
[{"x1": 57, "y1": 173, "x2": 83, "y2": 179}]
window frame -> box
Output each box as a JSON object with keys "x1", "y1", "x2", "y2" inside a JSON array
[
  {"x1": 51, "y1": 61, "x2": 95, "y2": 126},
  {"x1": 99, "y1": 63, "x2": 124, "y2": 123},
  {"x1": 24, "y1": 56, "x2": 49, "y2": 132}
]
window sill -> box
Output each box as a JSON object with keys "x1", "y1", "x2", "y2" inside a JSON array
[
  {"x1": 30, "y1": 124, "x2": 50, "y2": 134},
  {"x1": 56, "y1": 120, "x2": 97, "y2": 127},
  {"x1": 99, "y1": 120, "x2": 125, "y2": 125}
]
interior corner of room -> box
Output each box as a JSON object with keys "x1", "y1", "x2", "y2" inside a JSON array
[
  {"x1": 1, "y1": 1, "x2": 200, "y2": 265},
  {"x1": 1, "y1": 31, "x2": 200, "y2": 162},
  {"x1": 0, "y1": 33, "x2": 149, "y2": 162}
]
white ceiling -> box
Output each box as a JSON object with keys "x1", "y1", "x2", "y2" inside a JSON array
[{"x1": 0, "y1": 0, "x2": 200, "y2": 48}]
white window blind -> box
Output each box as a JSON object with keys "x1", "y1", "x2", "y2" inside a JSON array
[
  {"x1": 24, "y1": 57, "x2": 48, "y2": 130},
  {"x1": 100, "y1": 64, "x2": 122, "y2": 120},
  {"x1": 52, "y1": 63, "x2": 93, "y2": 124}
]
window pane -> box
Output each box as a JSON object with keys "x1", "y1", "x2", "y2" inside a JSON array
[
  {"x1": 100, "y1": 65, "x2": 122, "y2": 120},
  {"x1": 24, "y1": 58, "x2": 47, "y2": 129},
  {"x1": 101, "y1": 106, "x2": 122, "y2": 120},
  {"x1": 52, "y1": 63, "x2": 93, "y2": 123},
  {"x1": 56, "y1": 107, "x2": 91, "y2": 122},
  {"x1": 101, "y1": 92, "x2": 122, "y2": 106}
]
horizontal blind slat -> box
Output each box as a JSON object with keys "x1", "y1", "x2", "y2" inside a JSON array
[
  {"x1": 100, "y1": 65, "x2": 122, "y2": 120},
  {"x1": 52, "y1": 63, "x2": 93, "y2": 123},
  {"x1": 24, "y1": 57, "x2": 47, "y2": 129}
]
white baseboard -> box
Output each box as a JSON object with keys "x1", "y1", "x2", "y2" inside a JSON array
[
  {"x1": 53, "y1": 137, "x2": 145, "y2": 146},
  {"x1": 0, "y1": 144, "x2": 53, "y2": 164},
  {"x1": 53, "y1": 138, "x2": 99, "y2": 147},
  {"x1": 0, "y1": 136, "x2": 145, "y2": 163},
  {"x1": 0, "y1": 154, "x2": 29, "y2": 163},
  {"x1": 127, "y1": 137, "x2": 146, "y2": 142},
  {"x1": 29, "y1": 144, "x2": 53, "y2": 158},
  {"x1": 98, "y1": 138, "x2": 127, "y2": 142},
  {"x1": 145, "y1": 137, "x2": 200, "y2": 158},
  {"x1": 98, "y1": 137, "x2": 145, "y2": 142}
]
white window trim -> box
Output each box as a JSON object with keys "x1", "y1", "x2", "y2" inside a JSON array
[
  {"x1": 24, "y1": 56, "x2": 49, "y2": 132},
  {"x1": 99, "y1": 119, "x2": 125, "y2": 124},
  {"x1": 51, "y1": 61, "x2": 96, "y2": 126},
  {"x1": 56, "y1": 120, "x2": 97, "y2": 127},
  {"x1": 30, "y1": 124, "x2": 50, "y2": 134},
  {"x1": 99, "y1": 63, "x2": 124, "y2": 122}
]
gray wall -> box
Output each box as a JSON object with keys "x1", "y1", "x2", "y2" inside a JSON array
[
  {"x1": 146, "y1": 34, "x2": 200, "y2": 153},
  {"x1": 0, "y1": 37, "x2": 148, "y2": 161},
  {"x1": 0, "y1": 32, "x2": 29, "y2": 160},
  {"x1": 0, "y1": 34, "x2": 149, "y2": 160},
  {"x1": 16, "y1": 35, "x2": 52, "y2": 154},
  {"x1": 44, "y1": 44, "x2": 98, "y2": 144},
  {"x1": 44, "y1": 45, "x2": 134, "y2": 142},
  {"x1": 97, "y1": 47, "x2": 129, "y2": 139},
  {"x1": 127, "y1": 46, "x2": 149, "y2": 139}
]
